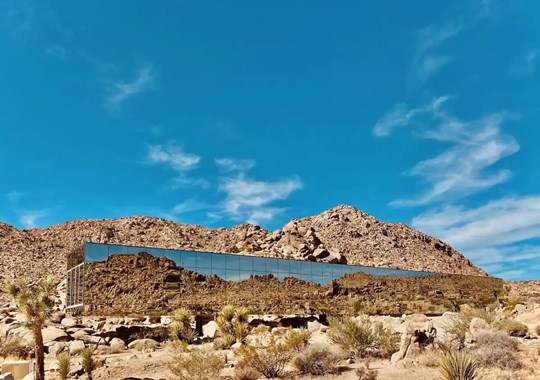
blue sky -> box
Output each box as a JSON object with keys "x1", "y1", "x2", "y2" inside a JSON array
[{"x1": 1, "y1": 0, "x2": 539, "y2": 280}]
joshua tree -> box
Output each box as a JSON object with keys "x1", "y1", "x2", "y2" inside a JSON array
[{"x1": 7, "y1": 278, "x2": 56, "y2": 380}]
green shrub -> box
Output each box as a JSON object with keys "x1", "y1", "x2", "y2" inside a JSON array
[
  {"x1": 493, "y1": 319, "x2": 528, "y2": 337},
  {"x1": 292, "y1": 345, "x2": 341, "y2": 376},
  {"x1": 470, "y1": 329, "x2": 521, "y2": 370},
  {"x1": 282, "y1": 328, "x2": 311, "y2": 352},
  {"x1": 169, "y1": 349, "x2": 224, "y2": 380},
  {"x1": 216, "y1": 305, "x2": 250, "y2": 347},
  {"x1": 373, "y1": 322, "x2": 399, "y2": 359},
  {"x1": 438, "y1": 351, "x2": 480, "y2": 380},
  {"x1": 57, "y1": 353, "x2": 71, "y2": 380}
]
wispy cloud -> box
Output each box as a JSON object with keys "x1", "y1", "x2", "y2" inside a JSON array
[
  {"x1": 108, "y1": 66, "x2": 154, "y2": 105},
  {"x1": 412, "y1": 196, "x2": 540, "y2": 279},
  {"x1": 376, "y1": 97, "x2": 519, "y2": 206},
  {"x1": 6, "y1": 191, "x2": 24, "y2": 202},
  {"x1": 412, "y1": 23, "x2": 462, "y2": 83},
  {"x1": 18, "y1": 209, "x2": 49, "y2": 229},
  {"x1": 215, "y1": 175, "x2": 303, "y2": 224},
  {"x1": 171, "y1": 199, "x2": 212, "y2": 214},
  {"x1": 373, "y1": 96, "x2": 449, "y2": 137},
  {"x1": 215, "y1": 158, "x2": 256, "y2": 172},
  {"x1": 509, "y1": 49, "x2": 538, "y2": 76},
  {"x1": 147, "y1": 144, "x2": 201, "y2": 172}
]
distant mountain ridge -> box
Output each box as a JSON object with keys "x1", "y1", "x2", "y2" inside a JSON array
[{"x1": 0, "y1": 205, "x2": 486, "y2": 301}]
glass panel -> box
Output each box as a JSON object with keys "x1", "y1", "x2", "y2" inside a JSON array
[
  {"x1": 252, "y1": 256, "x2": 266, "y2": 272},
  {"x1": 197, "y1": 267, "x2": 213, "y2": 276},
  {"x1": 277, "y1": 258, "x2": 289, "y2": 274},
  {"x1": 162, "y1": 249, "x2": 180, "y2": 265},
  {"x1": 331, "y1": 264, "x2": 344, "y2": 280},
  {"x1": 312, "y1": 274, "x2": 324, "y2": 285},
  {"x1": 197, "y1": 253, "x2": 212, "y2": 269},
  {"x1": 265, "y1": 258, "x2": 279, "y2": 274},
  {"x1": 211, "y1": 267, "x2": 227, "y2": 280},
  {"x1": 226, "y1": 254, "x2": 240, "y2": 270},
  {"x1": 277, "y1": 272, "x2": 288, "y2": 282},
  {"x1": 298, "y1": 273, "x2": 312, "y2": 283},
  {"x1": 321, "y1": 263, "x2": 333, "y2": 277},
  {"x1": 289, "y1": 260, "x2": 302, "y2": 275},
  {"x1": 300, "y1": 261, "x2": 312, "y2": 276},
  {"x1": 226, "y1": 270, "x2": 240, "y2": 282},
  {"x1": 320, "y1": 276, "x2": 332, "y2": 286},
  {"x1": 181, "y1": 251, "x2": 197, "y2": 270},
  {"x1": 212, "y1": 253, "x2": 227, "y2": 269},
  {"x1": 239, "y1": 256, "x2": 253, "y2": 272},
  {"x1": 239, "y1": 270, "x2": 253, "y2": 281},
  {"x1": 107, "y1": 244, "x2": 128, "y2": 255},
  {"x1": 127, "y1": 246, "x2": 143, "y2": 254},
  {"x1": 311, "y1": 262, "x2": 322, "y2": 277},
  {"x1": 85, "y1": 243, "x2": 109, "y2": 262}
]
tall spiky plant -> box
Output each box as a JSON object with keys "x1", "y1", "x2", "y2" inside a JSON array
[
  {"x1": 170, "y1": 307, "x2": 197, "y2": 343},
  {"x1": 81, "y1": 348, "x2": 95, "y2": 380},
  {"x1": 439, "y1": 351, "x2": 481, "y2": 380},
  {"x1": 7, "y1": 278, "x2": 56, "y2": 380},
  {"x1": 216, "y1": 305, "x2": 250, "y2": 346}
]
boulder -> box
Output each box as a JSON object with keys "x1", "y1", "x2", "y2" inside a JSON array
[
  {"x1": 307, "y1": 320, "x2": 323, "y2": 332},
  {"x1": 61, "y1": 318, "x2": 79, "y2": 328},
  {"x1": 391, "y1": 319, "x2": 436, "y2": 363},
  {"x1": 469, "y1": 318, "x2": 490, "y2": 334},
  {"x1": 110, "y1": 338, "x2": 126, "y2": 351},
  {"x1": 127, "y1": 339, "x2": 159, "y2": 351},
  {"x1": 42, "y1": 327, "x2": 69, "y2": 343},
  {"x1": 202, "y1": 321, "x2": 218, "y2": 339},
  {"x1": 69, "y1": 340, "x2": 86, "y2": 355}
]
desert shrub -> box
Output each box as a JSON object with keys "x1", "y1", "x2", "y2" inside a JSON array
[
  {"x1": 233, "y1": 366, "x2": 260, "y2": 380},
  {"x1": 282, "y1": 328, "x2": 311, "y2": 352},
  {"x1": 438, "y1": 351, "x2": 480, "y2": 380},
  {"x1": 251, "y1": 325, "x2": 269, "y2": 335},
  {"x1": 492, "y1": 319, "x2": 528, "y2": 337},
  {"x1": 169, "y1": 349, "x2": 225, "y2": 380},
  {"x1": 328, "y1": 317, "x2": 398, "y2": 358},
  {"x1": 57, "y1": 353, "x2": 71, "y2": 380},
  {"x1": 355, "y1": 367, "x2": 378, "y2": 380},
  {"x1": 329, "y1": 317, "x2": 375, "y2": 358},
  {"x1": 236, "y1": 338, "x2": 292, "y2": 379},
  {"x1": 213, "y1": 334, "x2": 237, "y2": 350},
  {"x1": 170, "y1": 308, "x2": 198, "y2": 343},
  {"x1": 0, "y1": 336, "x2": 31, "y2": 359},
  {"x1": 445, "y1": 308, "x2": 496, "y2": 349},
  {"x1": 292, "y1": 345, "x2": 341, "y2": 376},
  {"x1": 469, "y1": 329, "x2": 521, "y2": 370},
  {"x1": 81, "y1": 348, "x2": 95, "y2": 380},
  {"x1": 216, "y1": 305, "x2": 250, "y2": 347},
  {"x1": 373, "y1": 322, "x2": 399, "y2": 359},
  {"x1": 417, "y1": 349, "x2": 441, "y2": 368}
]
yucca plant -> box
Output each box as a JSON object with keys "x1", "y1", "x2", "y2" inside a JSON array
[
  {"x1": 439, "y1": 351, "x2": 480, "y2": 380},
  {"x1": 170, "y1": 307, "x2": 197, "y2": 343},
  {"x1": 7, "y1": 278, "x2": 56, "y2": 380},
  {"x1": 57, "y1": 353, "x2": 71, "y2": 380},
  {"x1": 81, "y1": 348, "x2": 95, "y2": 380},
  {"x1": 216, "y1": 305, "x2": 250, "y2": 347}
]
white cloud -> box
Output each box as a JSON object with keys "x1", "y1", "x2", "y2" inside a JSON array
[
  {"x1": 171, "y1": 199, "x2": 211, "y2": 214},
  {"x1": 373, "y1": 96, "x2": 449, "y2": 137},
  {"x1": 217, "y1": 175, "x2": 303, "y2": 224},
  {"x1": 6, "y1": 191, "x2": 24, "y2": 202},
  {"x1": 215, "y1": 158, "x2": 256, "y2": 172},
  {"x1": 109, "y1": 66, "x2": 153, "y2": 105},
  {"x1": 411, "y1": 196, "x2": 540, "y2": 279},
  {"x1": 19, "y1": 209, "x2": 48, "y2": 229},
  {"x1": 413, "y1": 23, "x2": 462, "y2": 83},
  {"x1": 147, "y1": 145, "x2": 200, "y2": 172},
  {"x1": 380, "y1": 98, "x2": 519, "y2": 206}
]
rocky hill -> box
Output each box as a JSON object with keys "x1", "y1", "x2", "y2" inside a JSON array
[{"x1": 0, "y1": 205, "x2": 485, "y2": 301}]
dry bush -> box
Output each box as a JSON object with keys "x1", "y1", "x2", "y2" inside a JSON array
[
  {"x1": 438, "y1": 351, "x2": 480, "y2": 380},
  {"x1": 329, "y1": 317, "x2": 375, "y2": 358},
  {"x1": 169, "y1": 349, "x2": 225, "y2": 380},
  {"x1": 445, "y1": 308, "x2": 496, "y2": 349},
  {"x1": 328, "y1": 317, "x2": 398, "y2": 358},
  {"x1": 282, "y1": 328, "x2": 311, "y2": 352},
  {"x1": 492, "y1": 319, "x2": 528, "y2": 337},
  {"x1": 417, "y1": 349, "x2": 442, "y2": 368},
  {"x1": 292, "y1": 345, "x2": 341, "y2": 376},
  {"x1": 57, "y1": 353, "x2": 71, "y2": 380},
  {"x1": 0, "y1": 336, "x2": 31, "y2": 359},
  {"x1": 233, "y1": 366, "x2": 260, "y2": 380},
  {"x1": 213, "y1": 334, "x2": 237, "y2": 350},
  {"x1": 236, "y1": 338, "x2": 292, "y2": 379},
  {"x1": 251, "y1": 325, "x2": 269, "y2": 335},
  {"x1": 469, "y1": 329, "x2": 522, "y2": 370},
  {"x1": 355, "y1": 366, "x2": 378, "y2": 380}
]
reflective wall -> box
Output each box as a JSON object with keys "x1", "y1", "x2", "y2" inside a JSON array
[{"x1": 84, "y1": 242, "x2": 433, "y2": 285}]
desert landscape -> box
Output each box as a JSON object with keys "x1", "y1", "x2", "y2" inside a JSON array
[{"x1": 1, "y1": 206, "x2": 539, "y2": 380}]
